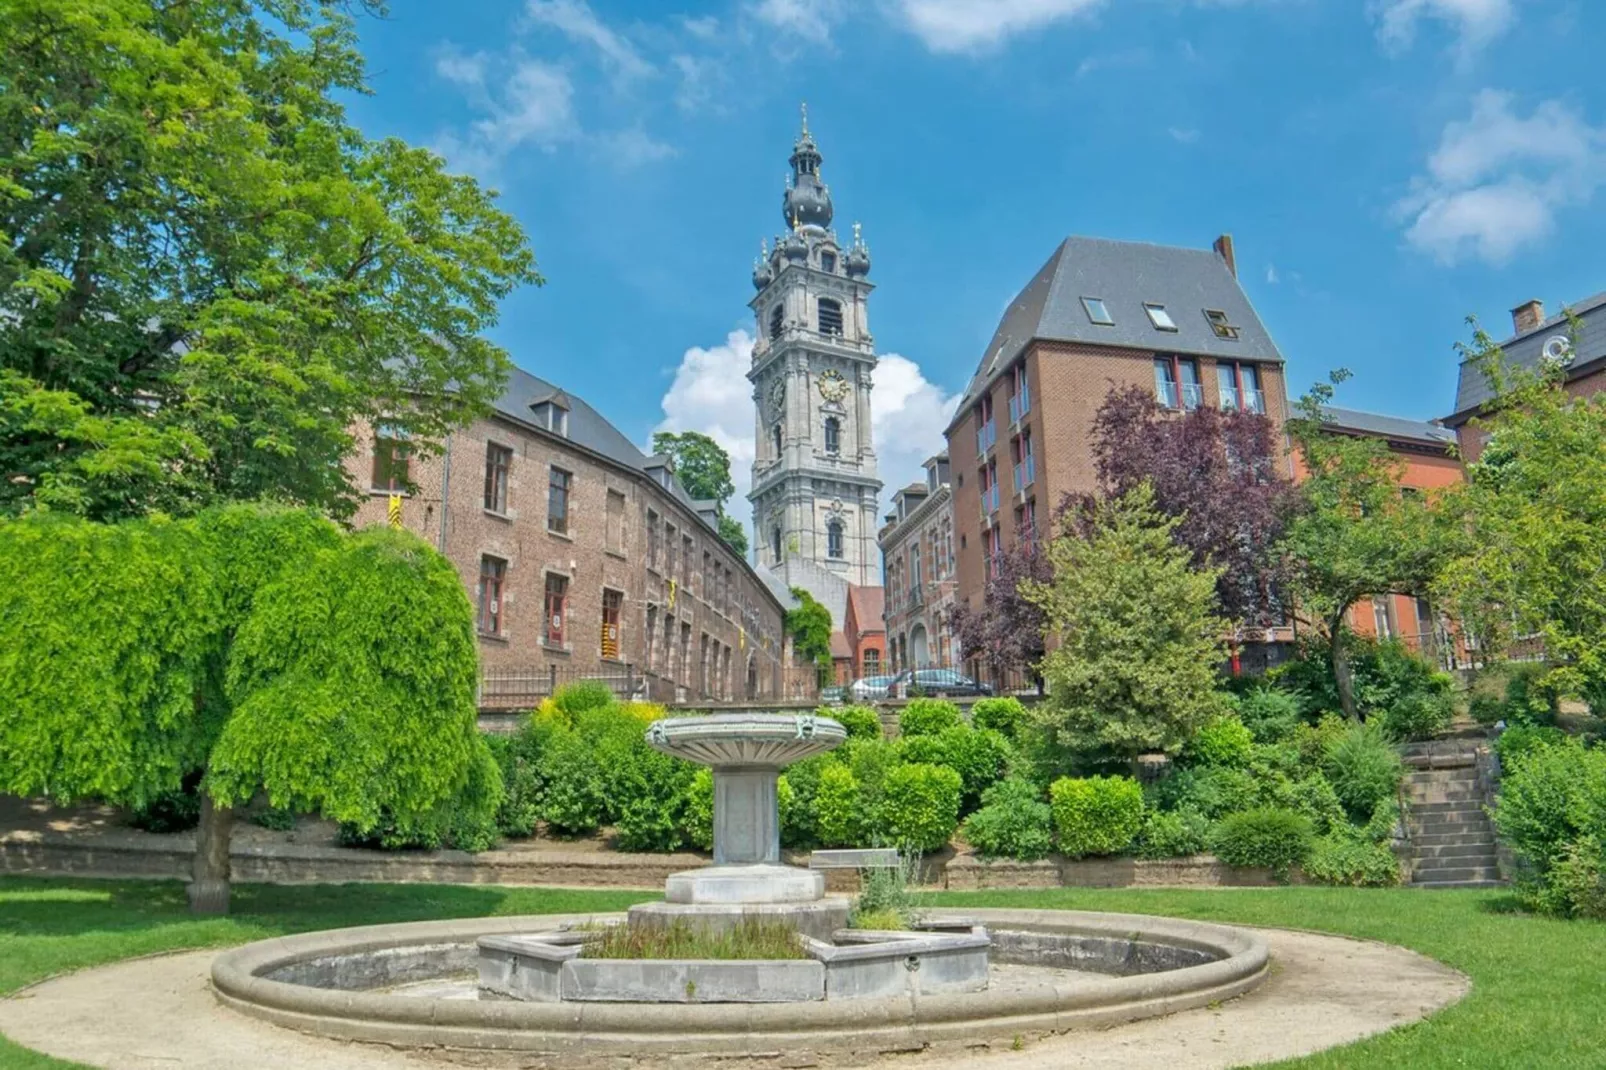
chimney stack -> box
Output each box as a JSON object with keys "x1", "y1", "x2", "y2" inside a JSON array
[
  {"x1": 1213, "y1": 234, "x2": 1237, "y2": 278},
  {"x1": 1511, "y1": 299, "x2": 1545, "y2": 334}
]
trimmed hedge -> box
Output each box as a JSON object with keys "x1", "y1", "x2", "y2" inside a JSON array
[
  {"x1": 1049, "y1": 775, "x2": 1143, "y2": 858},
  {"x1": 963, "y1": 777, "x2": 1053, "y2": 861},
  {"x1": 1211, "y1": 807, "x2": 1313, "y2": 877},
  {"x1": 899, "y1": 698, "x2": 963, "y2": 737},
  {"x1": 1187, "y1": 715, "x2": 1255, "y2": 768},
  {"x1": 830, "y1": 704, "x2": 883, "y2": 741},
  {"x1": 873, "y1": 763, "x2": 962, "y2": 852},
  {"x1": 971, "y1": 697, "x2": 1027, "y2": 738}
]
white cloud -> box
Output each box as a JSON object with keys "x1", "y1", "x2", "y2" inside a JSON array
[
  {"x1": 655, "y1": 332, "x2": 959, "y2": 513},
  {"x1": 1395, "y1": 90, "x2": 1606, "y2": 265},
  {"x1": 680, "y1": 14, "x2": 721, "y2": 40},
  {"x1": 434, "y1": 45, "x2": 490, "y2": 94},
  {"x1": 1372, "y1": 0, "x2": 1515, "y2": 62},
  {"x1": 433, "y1": 59, "x2": 579, "y2": 175},
  {"x1": 1075, "y1": 47, "x2": 1148, "y2": 79},
  {"x1": 1168, "y1": 126, "x2": 1200, "y2": 144},
  {"x1": 594, "y1": 127, "x2": 677, "y2": 169},
  {"x1": 752, "y1": 0, "x2": 847, "y2": 43},
  {"x1": 526, "y1": 0, "x2": 654, "y2": 82},
  {"x1": 1265, "y1": 264, "x2": 1280, "y2": 284},
  {"x1": 896, "y1": 0, "x2": 1103, "y2": 52}
]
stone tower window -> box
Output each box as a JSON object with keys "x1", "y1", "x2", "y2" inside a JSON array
[
  {"x1": 818, "y1": 298, "x2": 843, "y2": 337},
  {"x1": 820, "y1": 251, "x2": 837, "y2": 273},
  {"x1": 823, "y1": 416, "x2": 841, "y2": 455},
  {"x1": 769, "y1": 304, "x2": 785, "y2": 340},
  {"x1": 827, "y1": 519, "x2": 844, "y2": 559},
  {"x1": 772, "y1": 526, "x2": 783, "y2": 563},
  {"x1": 771, "y1": 424, "x2": 783, "y2": 459}
]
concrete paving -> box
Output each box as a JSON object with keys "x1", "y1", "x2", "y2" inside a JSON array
[{"x1": 0, "y1": 927, "x2": 1466, "y2": 1069}]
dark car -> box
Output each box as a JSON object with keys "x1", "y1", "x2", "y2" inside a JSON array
[{"x1": 889, "y1": 668, "x2": 994, "y2": 698}]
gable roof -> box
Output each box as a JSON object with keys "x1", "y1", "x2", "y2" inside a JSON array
[
  {"x1": 1448, "y1": 291, "x2": 1606, "y2": 422},
  {"x1": 846, "y1": 585, "x2": 885, "y2": 635},
  {"x1": 953, "y1": 236, "x2": 1285, "y2": 422},
  {"x1": 1320, "y1": 406, "x2": 1456, "y2": 448}
]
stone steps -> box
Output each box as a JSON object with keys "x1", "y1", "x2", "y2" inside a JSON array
[
  {"x1": 1413, "y1": 842, "x2": 1498, "y2": 862},
  {"x1": 1411, "y1": 863, "x2": 1503, "y2": 884},
  {"x1": 1401, "y1": 756, "x2": 1506, "y2": 887}
]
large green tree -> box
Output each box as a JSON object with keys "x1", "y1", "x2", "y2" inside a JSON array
[
  {"x1": 785, "y1": 586, "x2": 834, "y2": 683},
  {"x1": 1024, "y1": 483, "x2": 1229, "y2": 767},
  {"x1": 0, "y1": 507, "x2": 497, "y2": 913},
  {"x1": 1436, "y1": 319, "x2": 1606, "y2": 713},
  {"x1": 1281, "y1": 373, "x2": 1452, "y2": 720},
  {"x1": 0, "y1": 0, "x2": 537, "y2": 520},
  {"x1": 651, "y1": 430, "x2": 748, "y2": 557}
]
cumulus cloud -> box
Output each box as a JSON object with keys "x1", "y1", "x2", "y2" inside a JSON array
[
  {"x1": 895, "y1": 0, "x2": 1105, "y2": 52},
  {"x1": 526, "y1": 0, "x2": 654, "y2": 82},
  {"x1": 432, "y1": 59, "x2": 579, "y2": 175},
  {"x1": 1395, "y1": 90, "x2": 1606, "y2": 266},
  {"x1": 655, "y1": 332, "x2": 959, "y2": 513},
  {"x1": 1372, "y1": 0, "x2": 1515, "y2": 63},
  {"x1": 751, "y1": 0, "x2": 848, "y2": 43}
]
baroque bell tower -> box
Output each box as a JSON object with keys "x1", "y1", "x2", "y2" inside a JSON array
[{"x1": 747, "y1": 106, "x2": 882, "y2": 607}]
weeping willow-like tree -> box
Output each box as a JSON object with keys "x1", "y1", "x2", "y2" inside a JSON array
[{"x1": 0, "y1": 506, "x2": 497, "y2": 913}]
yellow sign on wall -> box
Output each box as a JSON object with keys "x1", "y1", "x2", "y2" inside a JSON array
[{"x1": 387, "y1": 494, "x2": 403, "y2": 530}]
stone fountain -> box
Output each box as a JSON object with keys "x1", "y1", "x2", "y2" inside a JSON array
[{"x1": 626, "y1": 711, "x2": 852, "y2": 940}]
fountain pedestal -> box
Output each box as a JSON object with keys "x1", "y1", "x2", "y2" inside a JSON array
[{"x1": 626, "y1": 713, "x2": 851, "y2": 939}]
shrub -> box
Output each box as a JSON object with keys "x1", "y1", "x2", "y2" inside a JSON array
[
  {"x1": 779, "y1": 753, "x2": 836, "y2": 848},
  {"x1": 536, "y1": 727, "x2": 607, "y2": 836},
  {"x1": 1322, "y1": 722, "x2": 1404, "y2": 821},
  {"x1": 1187, "y1": 715, "x2": 1255, "y2": 768},
  {"x1": 815, "y1": 764, "x2": 865, "y2": 848},
  {"x1": 603, "y1": 734, "x2": 696, "y2": 853},
  {"x1": 962, "y1": 777, "x2": 1053, "y2": 861},
  {"x1": 551, "y1": 681, "x2": 616, "y2": 723},
  {"x1": 845, "y1": 738, "x2": 906, "y2": 801},
  {"x1": 1211, "y1": 807, "x2": 1313, "y2": 876},
  {"x1": 1049, "y1": 775, "x2": 1143, "y2": 858},
  {"x1": 1539, "y1": 836, "x2": 1606, "y2": 920},
  {"x1": 683, "y1": 769, "x2": 715, "y2": 852},
  {"x1": 1290, "y1": 774, "x2": 1348, "y2": 836},
  {"x1": 1294, "y1": 714, "x2": 1350, "y2": 770},
  {"x1": 128, "y1": 775, "x2": 203, "y2": 834},
  {"x1": 1235, "y1": 687, "x2": 1303, "y2": 744},
  {"x1": 831, "y1": 705, "x2": 882, "y2": 741},
  {"x1": 1270, "y1": 637, "x2": 1450, "y2": 722},
  {"x1": 872, "y1": 763, "x2": 962, "y2": 853},
  {"x1": 853, "y1": 854, "x2": 923, "y2": 929},
  {"x1": 1495, "y1": 724, "x2": 1569, "y2": 770},
  {"x1": 972, "y1": 697, "x2": 1028, "y2": 738},
  {"x1": 1503, "y1": 663, "x2": 1561, "y2": 727},
  {"x1": 1155, "y1": 766, "x2": 1259, "y2": 819},
  {"x1": 902, "y1": 725, "x2": 1012, "y2": 813},
  {"x1": 1380, "y1": 690, "x2": 1455, "y2": 742},
  {"x1": 899, "y1": 698, "x2": 963, "y2": 737},
  {"x1": 251, "y1": 806, "x2": 297, "y2": 832},
  {"x1": 1134, "y1": 807, "x2": 1210, "y2": 859},
  {"x1": 1494, "y1": 739, "x2": 1606, "y2": 884},
  {"x1": 1305, "y1": 834, "x2": 1401, "y2": 887},
  {"x1": 484, "y1": 733, "x2": 540, "y2": 839}
]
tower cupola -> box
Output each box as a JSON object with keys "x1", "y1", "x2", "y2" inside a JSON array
[{"x1": 782, "y1": 104, "x2": 833, "y2": 230}]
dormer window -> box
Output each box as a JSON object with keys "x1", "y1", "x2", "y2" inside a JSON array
[
  {"x1": 1204, "y1": 309, "x2": 1239, "y2": 340},
  {"x1": 820, "y1": 251, "x2": 837, "y2": 273},
  {"x1": 532, "y1": 400, "x2": 568, "y2": 436},
  {"x1": 818, "y1": 297, "x2": 843, "y2": 337},
  {"x1": 768, "y1": 304, "x2": 785, "y2": 340},
  {"x1": 1144, "y1": 303, "x2": 1178, "y2": 332},
  {"x1": 1081, "y1": 297, "x2": 1114, "y2": 326}
]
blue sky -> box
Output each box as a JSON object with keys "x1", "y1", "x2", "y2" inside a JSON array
[{"x1": 344, "y1": 0, "x2": 1605, "y2": 499}]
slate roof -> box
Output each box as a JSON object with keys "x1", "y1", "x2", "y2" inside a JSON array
[
  {"x1": 954, "y1": 236, "x2": 1285, "y2": 422},
  {"x1": 1320, "y1": 406, "x2": 1456, "y2": 448},
  {"x1": 846, "y1": 585, "x2": 885, "y2": 635},
  {"x1": 1447, "y1": 292, "x2": 1606, "y2": 422}
]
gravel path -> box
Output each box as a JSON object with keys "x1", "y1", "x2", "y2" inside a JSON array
[{"x1": 0, "y1": 927, "x2": 1466, "y2": 1069}]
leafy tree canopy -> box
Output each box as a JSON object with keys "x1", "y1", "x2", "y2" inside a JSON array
[
  {"x1": 0, "y1": 0, "x2": 538, "y2": 520},
  {"x1": 1092, "y1": 384, "x2": 1293, "y2": 627},
  {"x1": 785, "y1": 586, "x2": 834, "y2": 673},
  {"x1": 1025, "y1": 483, "x2": 1229, "y2": 767},
  {"x1": 651, "y1": 430, "x2": 747, "y2": 556},
  {"x1": 950, "y1": 539, "x2": 1051, "y2": 682}
]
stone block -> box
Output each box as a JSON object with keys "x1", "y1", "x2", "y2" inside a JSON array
[
  {"x1": 664, "y1": 862, "x2": 824, "y2": 905},
  {"x1": 560, "y1": 959, "x2": 825, "y2": 1003},
  {"x1": 627, "y1": 898, "x2": 850, "y2": 942}
]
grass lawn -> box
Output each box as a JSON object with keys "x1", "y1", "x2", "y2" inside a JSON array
[{"x1": 3, "y1": 878, "x2": 1605, "y2": 1069}]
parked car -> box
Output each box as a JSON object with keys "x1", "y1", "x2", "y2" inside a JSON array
[
  {"x1": 848, "y1": 674, "x2": 897, "y2": 702},
  {"x1": 819, "y1": 684, "x2": 849, "y2": 705},
  {"x1": 889, "y1": 668, "x2": 994, "y2": 699}
]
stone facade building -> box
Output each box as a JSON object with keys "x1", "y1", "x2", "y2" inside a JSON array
[
  {"x1": 945, "y1": 235, "x2": 1291, "y2": 680},
  {"x1": 347, "y1": 368, "x2": 795, "y2": 706},
  {"x1": 878, "y1": 453, "x2": 957, "y2": 672},
  {"x1": 746, "y1": 110, "x2": 882, "y2": 630}
]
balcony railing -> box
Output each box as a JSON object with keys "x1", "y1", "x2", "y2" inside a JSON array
[
  {"x1": 1243, "y1": 388, "x2": 1265, "y2": 414},
  {"x1": 975, "y1": 419, "x2": 996, "y2": 456},
  {"x1": 982, "y1": 484, "x2": 1000, "y2": 514},
  {"x1": 1220, "y1": 387, "x2": 1267, "y2": 414},
  {"x1": 1156, "y1": 382, "x2": 1179, "y2": 409},
  {"x1": 1181, "y1": 383, "x2": 1203, "y2": 410},
  {"x1": 1012, "y1": 457, "x2": 1035, "y2": 492},
  {"x1": 1009, "y1": 390, "x2": 1031, "y2": 424}
]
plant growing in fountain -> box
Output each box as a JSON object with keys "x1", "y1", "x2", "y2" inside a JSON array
[{"x1": 851, "y1": 854, "x2": 926, "y2": 931}]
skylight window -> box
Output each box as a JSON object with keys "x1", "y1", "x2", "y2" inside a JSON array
[
  {"x1": 1144, "y1": 303, "x2": 1178, "y2": 332},
  {"x1": 1204, "y1": 309, "x2": 1240, "y2": 340},
  {"x1": 1081, "y1": 297, "x2": 1114, "y2": 326}
]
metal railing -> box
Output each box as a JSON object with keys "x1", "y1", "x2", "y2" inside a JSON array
[{"x1": 479, "y1": 664, "x2": 641, "y2": 709}]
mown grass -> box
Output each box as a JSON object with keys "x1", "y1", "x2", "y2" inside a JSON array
[{"x1": 3, "y1": 877, "x2": 1605, "y2": 1068}]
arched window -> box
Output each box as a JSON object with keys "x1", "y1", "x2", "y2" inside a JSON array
[
  {"x1": 771, "y1": 424, "x2": 783, "y2": 459},
  {"x1": 768, "y1": 304, "x2": 784, "y2": 340},
  {"x1": 817, "y1": 297, "x2": 843, "y2": 337},
  {"x1": 820, "y1": 251, "x2": 837, "y2": 274},
  {"x1": 826, "y1": 519, "x2": 844, "y2": 559},
  {"x1": 771, "y1": 526, "x2": 783, "y2": 563},
  {"x1": 823, "y1": 416, "x2": 840, "y2": 455}
]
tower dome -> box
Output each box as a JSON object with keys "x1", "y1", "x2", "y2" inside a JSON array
[
  {"x1": 782, "y1": 105, "x2": 833, "y2": 230},
  {"x1": 845, "y1": 222, "x2": 871, "y2": 277},
  {"x1": 752, "y1": 240, "x2": 773, "y2": 290}
]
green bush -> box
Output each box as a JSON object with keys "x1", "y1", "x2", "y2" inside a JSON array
[
  {"x1": 1155, "y1": 766, "x2": 1259, "y2": 819},
  {"x1": 551, "y1": 680, "x2": 616, "y2": 722},
  {"x1": 815, "y1": 763, "x2": 865, "y2": 848},
  {"x1": 1235, "y1": 687, "x2": 1303, "y2": 744},
  {"x1": 1495, "y1": 725, "x2": 1569, "y2": 770},
  {"x1": 778, "y1": 753, "x2": 836, "y2": 849},
  {"x1": 484, "y1": 733, "x2": 540, "y2": 839},
  {"x1": 1270, "y1": 637, "x2": 1451, "y2": 722},
  {"x1": 1049, "y1": 775, "x2": 1143, "y2": 858},
  {"x1": 1290, "y1": 774, "x2": 1348, "y2": 835},
  {"x1": 1494, "y1": 740, "x2": 1606, "y2": 895},
  {"x1": 1380, "y1": 690, "x2": 1455, "y2": 742},
  {"x1": 845, "y1": 738, "x2": 906, "y2": 801},
  {"x1": 900, "y1": 725, "x2": 1012, "y2": 813},
  {"x1": 536, "y1": 727, "x2": 607, "y2": 836},
  {"x1": 1187, "y1": 715, "x2": 1255, "y2": 768},
  {"x1": 1322, "y1": 722, "x2": 1404, "y2": 821},
  {"x1": 128, "y1": 774, "x2": 203, "y2": 834},
  {"x1": 1294, "y1": 714, "x2": 1350, "y2": 770},
  {"x1": 1503, "y1": 663, "x2": 1561, "y2": 727},
  {"x1": 831, "y1": 705, "x2": 882, "y2": 741},
  {"x1": 899, "y1": 698, "x2": 963, "y2": 737},
  {"x1": 1305, "y1": 834, "x2": 1401, "y2": 887},
  {"x1": 251, "y1": 806, "x2": 297, "y2": 832},
  {"x1": 1134, "y1": 807, "x2": 1210, "y2": 859},
  {"x1": 1537, "y1": 836, "x2": 1606, "y2": 920},
  {"x1": 1210, "y1": 807, "x2": 1313, "y2": 876},
  {"x1": 683, "y1": 769, "x2": 715, "y2": 852},
  {"x1": 971, "y1": 697, "x2": 1028, "y2": 738},
  {"x1": 962, "y1": 777, "x2": 1053, "y2": 861},
  {"x1": 602, "y1": 732, "x2": 697, "y2": 853},
  {"x1": 872, "y1": 763, "x2": 962, "y2": 852}
]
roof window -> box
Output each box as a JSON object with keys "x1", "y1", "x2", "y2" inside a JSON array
[
  {"x1": 1081, "y1": 297, "x2": 1114, "y2": 326},
  {"x1": 1144, "y1": 303, "x2": 1178, "y2": 332},
  {"x1": 1204, "y1": 309, "x2": 1239, "y2": 340}
]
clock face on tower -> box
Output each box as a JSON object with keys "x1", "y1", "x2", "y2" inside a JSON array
[
  {"x1": 767, "y1": 379, "x2": 786, "y2": 418},
  {"x1": 817, "y1": 368, "x2": 849, "y2": 403}
]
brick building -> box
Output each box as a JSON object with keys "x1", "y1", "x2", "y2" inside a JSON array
[
  {"x1": 347, "y1": 367, "x2": 796, "y2": 706},
  {"x1": 840, "y1": 585, "x2": 887, "y2": 682},
  {"x1": 1443, "y1": 293, "x2": 1606, "y2": 462},
  {"x1": 878, "y1": 453, "x2": 957, "y2": 672},
  {"x1": 945, "y1": 234, "x2": 1291, "y2": 669}
]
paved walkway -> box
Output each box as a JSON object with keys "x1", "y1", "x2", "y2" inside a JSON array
[{"x1": 0, "y1": 928, "x2": 1466, "y2": 1069}]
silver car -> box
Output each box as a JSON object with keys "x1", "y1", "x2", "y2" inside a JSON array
[{"x1": 848, "y1": 674, "x2": 896, "y2": 701}]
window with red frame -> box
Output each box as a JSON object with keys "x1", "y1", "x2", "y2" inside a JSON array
[
  {"x1": 543, "y1": 573, "x2": 569, "y2": 647},
  {"x1": 477, "y1": 555, "x2": 506, "y2": 636}
]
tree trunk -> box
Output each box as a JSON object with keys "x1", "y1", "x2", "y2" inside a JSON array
[
  {"x1": 188, "y1": 793, "x2": 235, "y2": 915},
  {"x1": 1330, "y1": 621, "x2": 1359, "y2": 722}
]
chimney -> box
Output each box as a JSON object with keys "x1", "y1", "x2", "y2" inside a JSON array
[
  {"x1": 1511, "y1": 299, "x2": 1545, "y2": 334},
  {"x1": 1213, "y1": 234, "x2": 1237, "y2": 278}
]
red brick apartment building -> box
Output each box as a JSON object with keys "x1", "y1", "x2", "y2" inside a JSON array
[
  {"x1": 346, "y1": 367, "x2": 799, "y2": 707},
  {"x1": 946, "y1": 234, "x2": 1292, "y2": 662},
  {"x1": 879, "y1": 453, "x2": 958, "y2": 672}
]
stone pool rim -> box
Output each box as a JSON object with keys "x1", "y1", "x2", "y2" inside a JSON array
[{"x1": 209, "y1": 908, "x2": 1271, "y2": 1056}]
